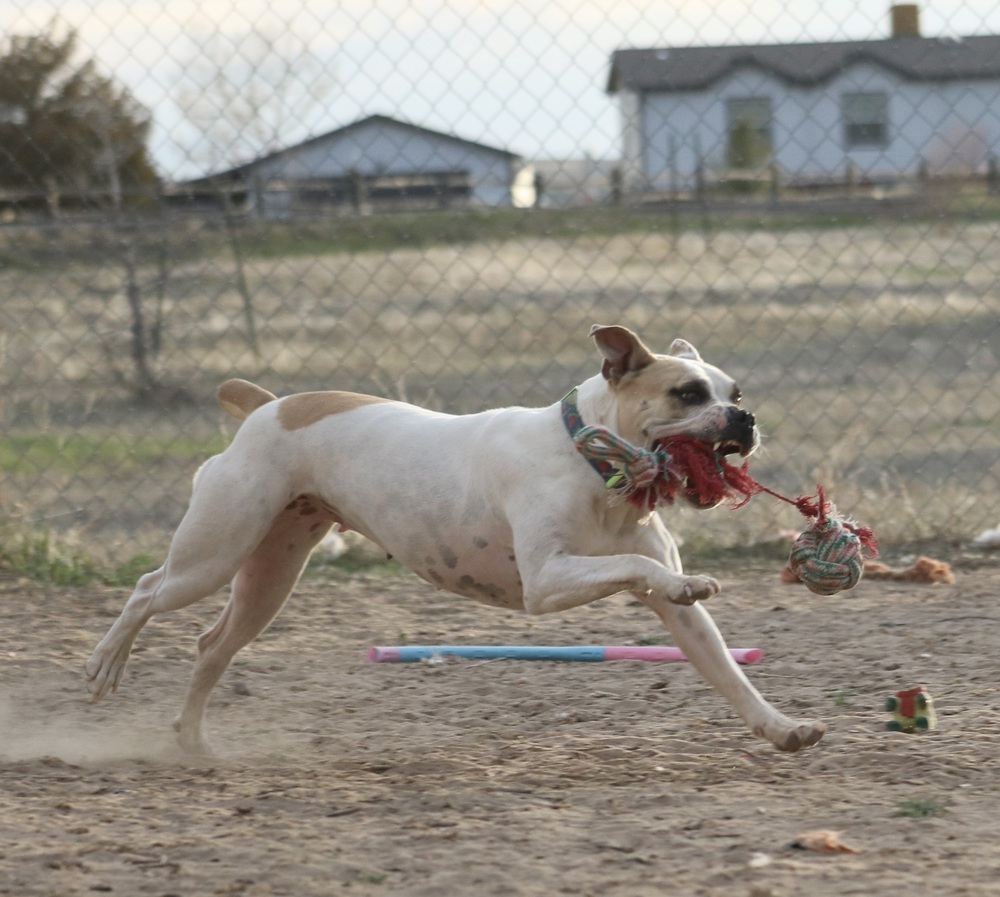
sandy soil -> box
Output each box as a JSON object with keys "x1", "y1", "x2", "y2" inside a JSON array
[{"x1": 3, "y1": 550, "x2": 1000, "y2": 896}]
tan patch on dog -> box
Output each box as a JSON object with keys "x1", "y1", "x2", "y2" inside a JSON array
[
  {"x1": 277, "y1": 391, "x2": 390, "y2": 431},
  {"x1": 612, "y1": 359, "x2": 699, "y2": 444}
]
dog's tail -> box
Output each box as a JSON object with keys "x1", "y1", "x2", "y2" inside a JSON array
[{"x1": 218, "y1": 379, "x2": 278, "y2": 420}]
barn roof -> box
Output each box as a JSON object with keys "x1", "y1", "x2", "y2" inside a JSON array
[
  {"x1": 183, "y1": 114, "x2": 519, "y2": 185},
  {"x1": 607, "y1": 34, "x2": 1000, "y2": 94},
  {"x1": 273, "y1": 114, "x2": 520, "y2": 163}
]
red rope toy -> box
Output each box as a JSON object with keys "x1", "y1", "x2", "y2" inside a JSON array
[
  {"x1": 657, "y1": 436, "x2": 879, "y2": 595},
  {"x1": 575, "y1": 429, "x2": 879, "y2": 595}
]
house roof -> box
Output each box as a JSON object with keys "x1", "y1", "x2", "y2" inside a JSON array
[
  {"x1": 607, "y1": 34, "x2": 1000, "y2": 94},
  {"x1": 182, "y1": 114, "x2": 519, "y2": 185},
  {"x1": 276, "y1": 113, "x2": 520, "y2": 163}
]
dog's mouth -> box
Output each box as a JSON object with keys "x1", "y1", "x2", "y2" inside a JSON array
[
  {"x1": 649, "y1": 433, "x2": 756, "y2": 458},
  {"x1": 687, "y1": 440, "x2": 748, "y2": 507},
  {"x1": 650, "y1": 435, "x2": 757, "y2": 511},
  {"x1": 689, "y1": 442, "x2": 744, "y2": 508},
  {"x1": 711, "y1": 438, "x2": 747, "y2": 457},
  {"x1": 647, "y1": 407, "x2": 758, "y2": 459}
]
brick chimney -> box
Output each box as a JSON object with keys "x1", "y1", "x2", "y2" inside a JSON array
[{"x1": 891, "y1": 4, "x2": 921, "y2": 38}]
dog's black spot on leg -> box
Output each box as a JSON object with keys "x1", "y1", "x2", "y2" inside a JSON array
[
  {"x1": 478, "y1": 582, "x2": 507, "y2": 602},
  {"x1": 473, "y1": 537, "x2": 488, "y2": 549}
]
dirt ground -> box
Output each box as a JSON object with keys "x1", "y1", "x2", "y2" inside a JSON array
[{"x1": 3, "y1": 549, "x2": 1000, "y2": 897}]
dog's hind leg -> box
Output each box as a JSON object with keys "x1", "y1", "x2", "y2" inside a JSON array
[
  {"x1": 172, "y1": 502, "x2": 334, "y2": 753},
  {"x1": 84, "y1": 458, "x2": 290, "y2": 706}
]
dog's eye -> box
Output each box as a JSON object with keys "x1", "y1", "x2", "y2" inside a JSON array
[
  {"x1": 731, "y1": 387, "x2": 742, "y2": 404},
  {"x1": 671, "y1": 382, "x2": 709, "y2": 405}
]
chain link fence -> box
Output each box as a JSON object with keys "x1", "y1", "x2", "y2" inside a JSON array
[{"x1": 2, "y1": 1, "x2": 999, "y2": 566}]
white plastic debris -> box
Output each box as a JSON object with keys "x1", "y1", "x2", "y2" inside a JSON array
[{"x1": 972, "y1": 527, "x2": 1000, "y2": 549}]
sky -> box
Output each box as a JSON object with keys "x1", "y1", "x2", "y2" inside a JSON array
[{"x1": 5, "y1": 1, "x2": 1000, "y2": 179}]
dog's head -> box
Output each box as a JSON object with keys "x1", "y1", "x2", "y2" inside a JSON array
[{"x1": 591, "y1": 324, "x2": 759, "y2": 508}]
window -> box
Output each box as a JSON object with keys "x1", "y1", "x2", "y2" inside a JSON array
[
  {"x1": 843, "y1": 92, "x2": 888, "y2": 148},
  {"x1": 725, "y1": 98, "x2": 773, "y2": 167}
]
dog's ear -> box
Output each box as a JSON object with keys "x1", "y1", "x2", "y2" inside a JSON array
[
  {"x1": 590, "y1": 325, "x2": 657, "y2": 383},
  {"x1": 668, "y1": 338, "x2": 703, "y2": 362}
]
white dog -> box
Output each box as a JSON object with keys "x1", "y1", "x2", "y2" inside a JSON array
[{"x1": 86, "y1": 325, "x2": 825, "y2": 754}]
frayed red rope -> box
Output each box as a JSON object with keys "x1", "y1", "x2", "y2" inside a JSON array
[{"x1": 652, "y1": 436, "x2": 879, "y2": 557}]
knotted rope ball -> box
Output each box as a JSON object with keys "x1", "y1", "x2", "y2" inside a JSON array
[
  {"x1": 788, "y1": 513, "x2": 869, "y2": 596},
  {"x1": 573, "y1": 429, "x2": 878, "y2": 596}
]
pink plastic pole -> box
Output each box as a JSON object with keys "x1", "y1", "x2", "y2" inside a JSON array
[{"x1": 602, "y1": 645, "x2": 764, "y2": 664}]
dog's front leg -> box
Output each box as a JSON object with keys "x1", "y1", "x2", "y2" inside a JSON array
[
  {"x1": 512, "y1": 508, "x2": 720, "y2": 616},
  {"x1": 519, "y1": 551, "x2": 720, "y2": 615},
  {"x1": 626, "y1": 521, "x2": 825, "y2": 751},
  {"x1": 638, "y1": 593, "x2": 825, "y2": 752}
]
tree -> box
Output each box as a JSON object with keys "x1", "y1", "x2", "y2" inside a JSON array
[
  {"x1": 174, "y1": 27, "x2": 334, "y2": 173},
  {"x1": 172, "y1": 28, "x2": 336, "y2": 357},
  {"x1": 0, "y1": 25, "x2": 157, "y2": 200},
  {"x1": 0, "y1": 25, "x2": 169, "y2": 401}
]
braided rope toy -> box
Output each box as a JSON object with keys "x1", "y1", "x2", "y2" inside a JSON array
[{"x1": 574, "y1": 427, "x2": 878, "y2": 596}]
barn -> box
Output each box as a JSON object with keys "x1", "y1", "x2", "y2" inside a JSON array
[
  {"x1": 177, "y1": 114, "x2": 523, "y2": 216},
  {"x1": 607, "y1": 5, "x2": 1000, "y2": 195}
]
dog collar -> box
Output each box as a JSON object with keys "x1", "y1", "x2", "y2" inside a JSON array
[
  {"x1": 561, "y1": 387, "x2": 623, "y2": 488},
  {"x1": 561, "y1": 388, "x2": 676, "y2": 513}
]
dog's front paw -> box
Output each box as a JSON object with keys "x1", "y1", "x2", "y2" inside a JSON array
[
  {"x1": 754, "y1": 719, "x2": 827, "y2": 752},
  {"x1": 84, "y1": 641, "x2": 131, "y2": 703},
  {"x1": 670, "y1": 574, "x2": 720, "y2": 605}
]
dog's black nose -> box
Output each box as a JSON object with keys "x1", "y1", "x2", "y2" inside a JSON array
[{"x1": 721, "y1": 407, "x2": 758, "y2": 455}]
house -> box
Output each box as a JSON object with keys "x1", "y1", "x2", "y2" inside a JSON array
[
  {"x1": 607, "y1": 5, "x2": 1000, "y2": 195},
  {"x1": 177, "y1": 114, "x2": 523, "y2": 216}
]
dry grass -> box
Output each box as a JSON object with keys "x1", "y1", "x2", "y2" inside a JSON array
[{"x1": 2, "y1": 213, "x2": 999, "y2": 562}]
